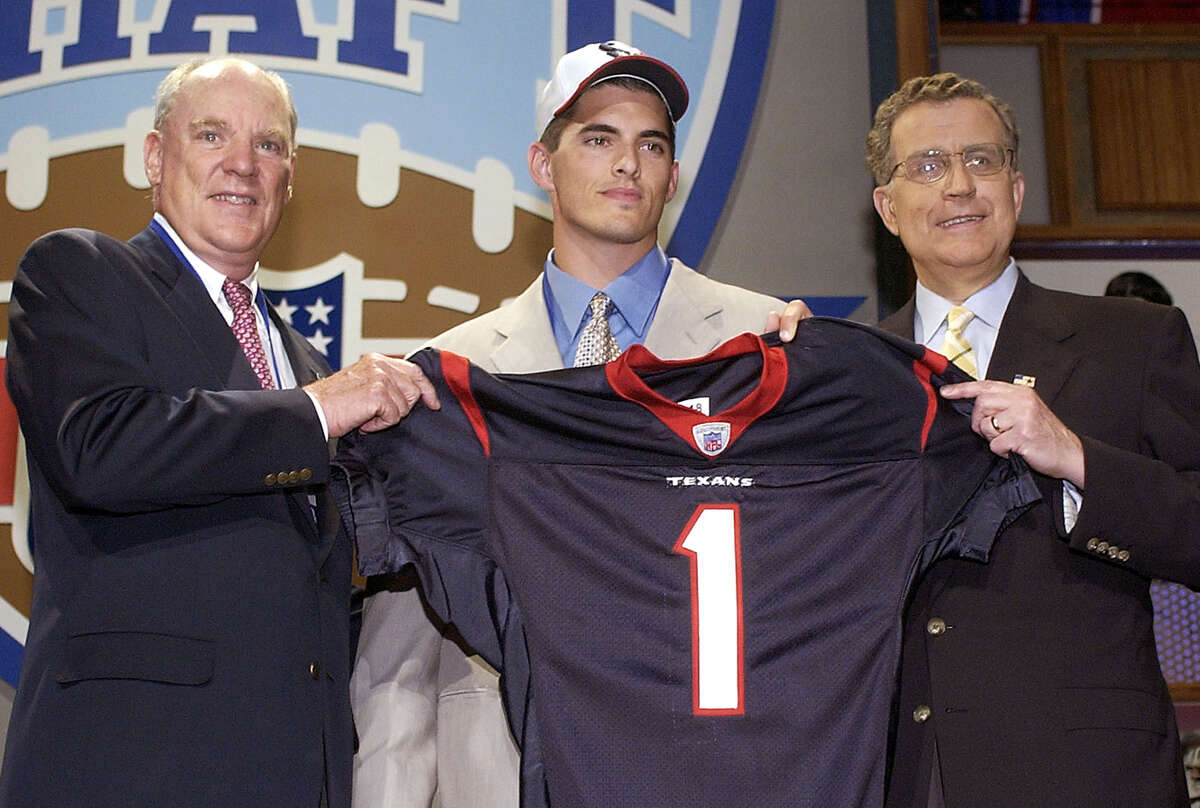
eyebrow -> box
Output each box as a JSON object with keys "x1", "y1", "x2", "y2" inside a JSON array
[
  {"x1": 187, "y1": 118, "x2": 289, "y2": 143},
  {"x1": 578, "y1": 122, "x2": 670, "y2": 142},
  {"x1": 188, "y1": 117, "x2": 228, "y2": 131}
]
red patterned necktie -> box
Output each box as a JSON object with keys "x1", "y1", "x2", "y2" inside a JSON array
[{"x1": 222, "y1": 277, "x2": 275, "y2": 389}]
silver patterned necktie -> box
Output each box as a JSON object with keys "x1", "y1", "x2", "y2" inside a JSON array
[
  {"x1": 573, "y1": 291, "x2": 621, "y2": 367},
  {"x1": 941, "y1": 304, "x2": 978, "y2": 379}
]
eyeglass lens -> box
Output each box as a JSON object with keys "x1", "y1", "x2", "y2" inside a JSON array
[{"x1": 899, "y1": 144, "x2": 1010, "y2": 183}]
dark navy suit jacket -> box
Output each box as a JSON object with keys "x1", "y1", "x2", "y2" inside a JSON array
[
  {"x1": 0, "y1": 226, "x2": 353, "y2": 807},
  {"x1": 881, "y1": 272, "x2": 1200, "y2": 807}
]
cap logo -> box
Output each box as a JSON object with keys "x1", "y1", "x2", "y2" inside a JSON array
[{"x1": 599, "y1": 41, "x2": 637, "y2": 59}]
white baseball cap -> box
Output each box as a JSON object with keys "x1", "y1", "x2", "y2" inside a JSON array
[{"x1": 535, "y1": 40, "x2": 690, "y2": 137}]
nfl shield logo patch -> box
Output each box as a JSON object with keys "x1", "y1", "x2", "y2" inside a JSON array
[{"x1": 693, "y1": 422, "x2": 732, "y2": 457}]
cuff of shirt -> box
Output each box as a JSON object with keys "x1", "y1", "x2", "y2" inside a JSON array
[
  {"x1": 303, "y1": 389, "x2": 330, "y2": 441},
  {"x1": 1062, "y1": 480, "x2": 1082, "y2": 533}
]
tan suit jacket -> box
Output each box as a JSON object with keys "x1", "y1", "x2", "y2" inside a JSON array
[
  {"x1": 350, "y1": 259, "x2": 781, "y2": 808},
  {"x1": 430, "y1": 258, "x2": 783, "y2": 371}
]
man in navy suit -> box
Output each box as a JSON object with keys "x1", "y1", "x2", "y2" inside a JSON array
[
  {"x1": 870, "y1": 72, "x2": 1200, "y2": 807},
  {"x1": 0, "y1": 57, "x2": 437, "y2": 808}
]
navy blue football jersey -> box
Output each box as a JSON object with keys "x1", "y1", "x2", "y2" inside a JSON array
[{"x1": 336, "y1": 318, "x2": 1039, "y2": 807}]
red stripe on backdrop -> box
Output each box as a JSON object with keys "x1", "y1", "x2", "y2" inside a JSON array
[{"x1": 1101, "y1": 0, "x2": 1200, "y2": 21}]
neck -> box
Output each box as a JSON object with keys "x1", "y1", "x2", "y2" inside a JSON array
[
  {"x1": 916, "y1": 261, "x2": 1007, "y2": 305},
  {"x1": 551, "y1": 228, "x2": 657, "y2": 289},
  {"x1": 213, "y1": 263, "x2": 256, "y2": 283}
]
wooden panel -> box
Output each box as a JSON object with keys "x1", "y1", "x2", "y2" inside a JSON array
[
  {"x1": 1041, "y1": 35, "x2": 1075, "y2": 225},
  {"x1": 1173, "y1": 683, "x2": 1200, "y2": 702},
  {"x1": 895, "y1": 0, "x2": 934, "y2": 81},
  {"x1": 941, "y1": 23, "x2": 1200, "y2": 239},
  {"x1": 1088, "y1": 59, "x2": 1200, "y2": 209}
]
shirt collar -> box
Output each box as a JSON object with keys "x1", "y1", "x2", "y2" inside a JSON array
[
  {"x1": 914, "y1": 258, "x2": 1017, "y2": 344},
  {"x1": 543, "y1": 245, "x2": 670, "y2": 339},
  {"x1": 153, "y1": 212, "x2": 262, "y2": 304}
]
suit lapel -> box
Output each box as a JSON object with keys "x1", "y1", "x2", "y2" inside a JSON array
[
  {"x1": 488, "y1": 278, "x2": 564, "y2": 372},
  {"x1": 134, "y1": 227, "x2": 272, "y2": 392},
  {"x1": 644, "y1": 260, "x2": 726, "y2": 357},
  {"x1": 877, "y1": 298, "x2": 916, "y2": 340},
  {"x1": 987, "y1": 272, "x2": 1079, "y2": 407},
  {"x1": 131, "y1": 227, "x2": 262, "y2": 391},
  {"x1": 882, "y1": 275, "x2": 1079, "y2": 407}
]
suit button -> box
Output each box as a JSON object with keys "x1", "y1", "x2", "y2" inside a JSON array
[
  {"x1": 926, "y1": 617, "x2": 947, "y2": 636},
  {"x1": 1117, "y1": 549, "x2": 1130, "y2": 562},
  {"x1": 309, "y1": 662, "x2": 321, "y2": 680},
  {"x1": 300, "y1": 468, "x2": 313, "y2": 482},
  {"x1": 912, "y1": 704, "x2": 932, "y2": 724},
  {"x1": 278, "y1": 471, "x2": 290, "y2": 485},
  {"x1": 264, "y1": 473, "x2": 277, "y2": 486},
  {"x1": 288, "y1": 470, "x2": 301, "y2": 484},
  {"x1": 1096, "y1": 541, "x2": 1110, "y2": 554},
  {"x1": 1086, "y1": 537, "x2": 1100, "y2": 551},
  {"x1": 1107, "y1": 545, "x2": 1121, "y2": 559}
]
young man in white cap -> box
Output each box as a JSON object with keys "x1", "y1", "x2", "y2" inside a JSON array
[{"x1": 350, "y1": 41, "x2": 806, "y2": 808}]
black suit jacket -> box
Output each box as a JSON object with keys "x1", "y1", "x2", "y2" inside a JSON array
[
  {"x1": 880, "y1": 272, "x2": 1200, "y2": 807},
  {"x1": 0, "y1": 227, "x2": 353, "y2": 808}
]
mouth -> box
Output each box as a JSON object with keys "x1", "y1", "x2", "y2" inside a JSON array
[
  {"x1": 211, "y1": 193, "x2": 257, "y2": 206},
  {"x1": 603, "y1": 187, "x2": 642, "y2": 204},
  {"x1": 938, "y1": 214, "x2": 983, "y2": 228}
]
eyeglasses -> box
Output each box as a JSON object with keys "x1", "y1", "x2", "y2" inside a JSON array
[{"x1": 890, "y1": 143, "x2": 1014, "y2": 184}]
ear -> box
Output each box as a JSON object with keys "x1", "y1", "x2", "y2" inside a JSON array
[
  {"x1": 872, "y1": 185, "x2": 900, "y2": 236},
  {"x1": 1011, "y1": 170, "x2": 1025, "y2": 220},
  {"x1": 665, "y1": 160, "x2": 680, "y2": 203},
  {"x1": 285, "y1": 154, "x2": 296, "y2": 204},
  {"x1": 527, "y1": 141, "x2": 554, "y2": 193},
  {"x1": 143, "y1": 130, "x2": 163, "y2": 188}
]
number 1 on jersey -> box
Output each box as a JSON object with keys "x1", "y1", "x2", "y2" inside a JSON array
[{"x1": 673, "y1": 504, "x2": 745, "y2": 715}]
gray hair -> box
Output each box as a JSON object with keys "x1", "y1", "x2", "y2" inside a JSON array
[
  {"x1": 865, "y1": 72, "x2": 1018, "y2": 186},
  {"x1": 153, "y1": 57, "x2": 297, "y2": 152}
]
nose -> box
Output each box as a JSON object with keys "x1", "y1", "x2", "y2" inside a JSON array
[
  {"x1": 222, "y1": 137, "x2": 258, "y2": 176},
  {"x1": 612, "y1": 143, "x2": 640, "y2": 178},
  {"x1": 941, "y1": 155, "x2": 975, "y2": 197}
]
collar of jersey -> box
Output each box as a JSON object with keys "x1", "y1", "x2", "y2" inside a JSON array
[{"x1": 605, "y1": 333, "x2": 789, "y2": 457}]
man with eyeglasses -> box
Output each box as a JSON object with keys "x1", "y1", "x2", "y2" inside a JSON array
[{"x1": 869, "y1": 73, "x2": 1200, "y2": 807}]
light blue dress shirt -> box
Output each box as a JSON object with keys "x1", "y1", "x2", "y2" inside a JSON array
[{"x1": 541, "y1": 245, "x2": 672, "y2": 366}]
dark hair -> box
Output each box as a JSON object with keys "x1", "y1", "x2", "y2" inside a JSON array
[{"x1": 1104, "y1": 271, "x2": 1173, "y2": 306}]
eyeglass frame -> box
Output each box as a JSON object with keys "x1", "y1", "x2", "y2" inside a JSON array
[{"x1": 888, "y1": 143, "x2": 1016, "y2": 184}]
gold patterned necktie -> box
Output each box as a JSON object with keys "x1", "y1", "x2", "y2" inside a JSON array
[
  {"x1": 941, "y1": 304, "x2": 978, "y2": 379},
  {"x1": 573, "y1": 291, "x2": 621, "y2": 367},
  {"x1": 223, "y1": 277, "x2": 276, "y2": 389}
]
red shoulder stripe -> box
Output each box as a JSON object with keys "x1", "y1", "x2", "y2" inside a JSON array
[
  {"x1": 439, "y1": 351, "x2": 490, "y2": 456},
  {"x1": 913, "y1": 347, "x2": 944, "y2": 451}
]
